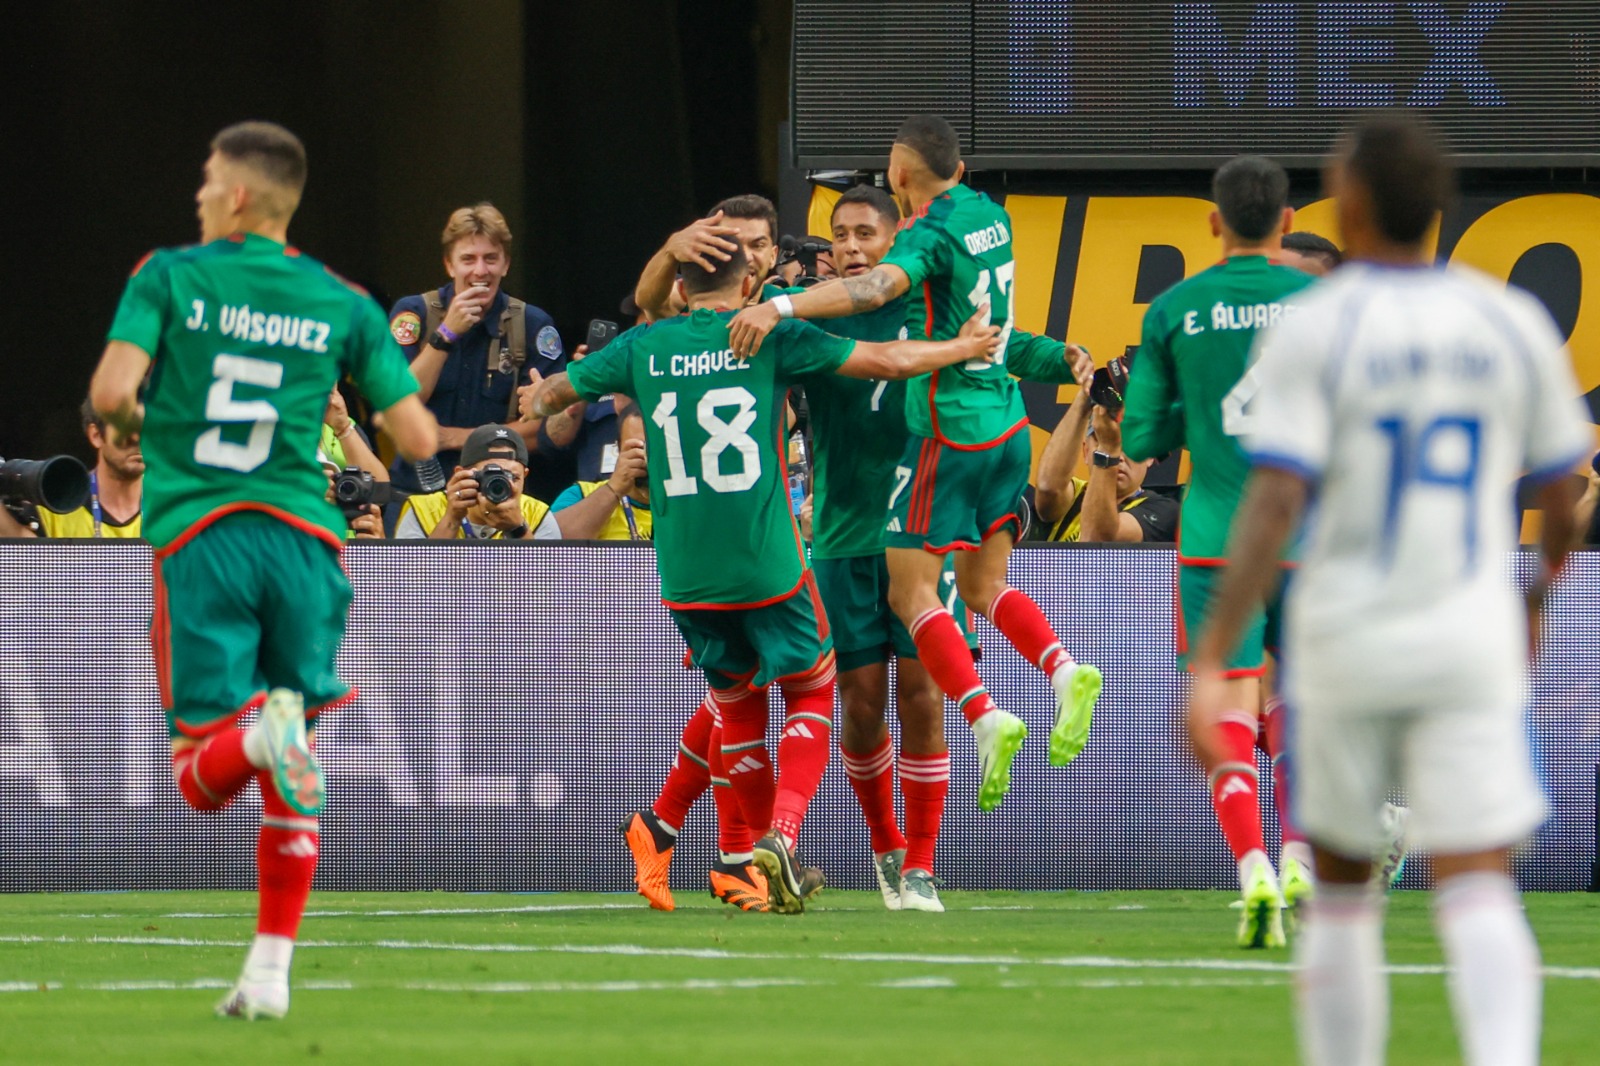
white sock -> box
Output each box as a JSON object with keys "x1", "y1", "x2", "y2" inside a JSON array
[
  {"x1": 1237, "y1": 848, "x2": 1272, "y2": 891},
  {"x1": 1434, "y1": 872, "x2": 1542, "y2": 1066},
  {"x1": 242, "y1": 933, "x2": 294, "y2": 983},
  {"x1": 720, "y1": 851, "x2": 753, "y2": 866},
  {"x1": 242, "y1": 722, "x2": 270, "y2": 770},
  {"x1": 1282, "y1": 840, "x2": 1315, "y2": 874},
  {"x1": 1296, "y1": 883, "x2": 1387, "y2": 1066}
]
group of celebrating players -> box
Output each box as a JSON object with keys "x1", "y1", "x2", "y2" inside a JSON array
[{"x1": 89, "y1": 107, "x2": 1585, "y2": 1066}]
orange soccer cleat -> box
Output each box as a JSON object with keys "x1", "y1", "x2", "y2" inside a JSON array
[
  {"x1": 708, "y1": 860, "x2": 770, "y2": 912},
  {"x1": 621, "y1": 811, "x2": 676, "y2": 912}
]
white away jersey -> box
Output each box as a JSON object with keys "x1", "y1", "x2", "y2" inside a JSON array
[{"x1": 1239, "y1": 263, "x2": 1591, "y2": 708}]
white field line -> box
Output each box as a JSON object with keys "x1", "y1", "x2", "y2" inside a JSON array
[
  {"x1": 62, "y1": 903, "x2": 644, "y2": 920},
  {"x1": 4, "y1": 934, "x2": 1599, "y2": 980}
]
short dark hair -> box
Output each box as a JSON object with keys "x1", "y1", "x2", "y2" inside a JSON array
[
  {"x1": 1341, "y1": 115, "x2": 1453, "y2": 245},
  {"x1": 210, "y1": 121, "x2": 307, "y2": 198},
  {"x1": 1281, "y1": 230, "x2": 1343, "y2": 269},
  {"x1": 710, "y1": 194, "x2": 778, "y2": 244},
  {"x1": 895, "y1": 115, "x2": 961, "y2": 181},
  {"x1": 1212, "y1": 156, "x2": 1289, "y2": 241},
  {"x1": 681, "y1": 241, "x2": 749, "y2": 296},
  {"x1": 831, "y1": 184, "x2": 901, "y2": 229},
  {"x1": 80, "y1": 396, "x2": 104, "y2": 433}
]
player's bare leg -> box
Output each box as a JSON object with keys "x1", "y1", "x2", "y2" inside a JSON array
[
  {"x1": 889, "y1": 545, "x2": 1024, "y2": 812},
  {"x1": 839, "y1": 661, "x2": 907, "y2": 909},
  {"x1": 894, "y1": 657, "x2": 949, "y2": 912}
]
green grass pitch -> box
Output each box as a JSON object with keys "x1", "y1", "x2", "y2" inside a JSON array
[{"x1": 3, "y1": 890, "x2": 1597, "y2": 1065}]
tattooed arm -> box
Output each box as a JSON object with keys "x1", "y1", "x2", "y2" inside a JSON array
[{"x1": 728, "y1": 265, "x2": 911, "y2": 358}]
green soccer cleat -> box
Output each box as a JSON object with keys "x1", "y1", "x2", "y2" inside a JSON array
[
  {"x1": 971, "y1": 708, "x2": 1028, "y2": 812},
  {"x1": 259, "y1": 688, "x2": 325, "y2": 817},
  {"x1": 873, "y1": 848, "x2": 906, "y2": 911},
  {"x1": 1048, "y1": 663, "x2": 1102, "y2": 767},
  {"x1": 899, "y1": 868, "x2": 945, "y2": 913},
  {"x1": 1280, "y1": 854, "x2": 1315, "y2": 933},
  {"x1": 1238, "y1": 862, "x2": 1287, "y2": 950}
]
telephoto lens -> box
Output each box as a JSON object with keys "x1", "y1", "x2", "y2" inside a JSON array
[{"x1": 0, "y1": 455, "x2": 92, "y2": 514}]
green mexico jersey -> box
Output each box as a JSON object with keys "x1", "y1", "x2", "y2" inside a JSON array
[
  {"x1": 108, "y1": 234, "x2": 419, "y2": 550},
  {"x1": 794, "y1": 292, "x2": 910, "y2": 560},
  {"x1": 1122, "y1": 255, "x2": 1315, "y2": 560},
  {"x1": 567, "y1": 308, "x2": 855, "y2": 607},
  {"x1": 882, "y1": 184, "x2": 1026, "y2": 449}
]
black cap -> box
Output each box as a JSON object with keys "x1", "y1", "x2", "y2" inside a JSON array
[{"x1": 460, "y1": 424, "x2": 529, "y2": 468}]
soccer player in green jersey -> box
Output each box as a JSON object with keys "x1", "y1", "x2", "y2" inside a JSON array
[
  {"x1": 730, "y1": 116, "x2": 1102, "y2": 814},
  {"x1": 530, "y1": 241, "x2": 1001, "y2": 912},
  {"x1": 1121, "y1": 156, "x2": 1317, "y2": 948},
  {"x1": 89, "y1": 122, "x2": 438, "y2": 1018}
]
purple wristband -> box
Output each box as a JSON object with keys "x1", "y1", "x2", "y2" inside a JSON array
[{"x1": 435, "y1": 323, "x2": 459, "y2": 344}]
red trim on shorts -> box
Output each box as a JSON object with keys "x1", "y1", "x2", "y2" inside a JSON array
[
  {"x1": 908, "y1": 438, "x2": 938, "y2": 534},
  {"x1": 155, "y1": 502, "x2": 344, "y2": 559},
  {"x1": 932, "y1": 413, "x2": 1030, "y2": 453},
  {"x1": 663, "y1": 572, "x2": 805, "y2": 612},
  {"x1": 681, "y1": 648, "x2": 695, "y2": 670},
  {"x1": 802, "y1": 569, "x2": 831, "y2": 642},
  {"x1": 982, "y1": 513, "x2": 1019, "y2": 540},
  {"x1": 306, "y1": 688, "x2": 359, "y2": 721},
  {"x1": 921, "y1": 539, "x2": 980, "y2": 555},
  {"x1": 151, "y1": 557, "x2": 174, "y2": 707},
  {"x1": 1222, "y1": 666, "x2": 1267, "y2": 679},
  {"x1": 173, "y1": 691, "x2": 268, "y2": 739}
]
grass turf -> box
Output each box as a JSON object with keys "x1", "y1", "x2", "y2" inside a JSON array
[{"x1": 2, "y1": 889, "x2": 1596, "y2": 1065}]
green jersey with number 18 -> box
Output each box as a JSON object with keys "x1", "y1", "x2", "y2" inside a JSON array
[
  {"x1": 881, "y1": 184, "x2": 1024, "y2": 449},
  {"x1": 567, "y1": 308, "x2": 856, "y2": 607},
  {"x1": 107, "y1": 233, "x2": 420, "y2": 551}
]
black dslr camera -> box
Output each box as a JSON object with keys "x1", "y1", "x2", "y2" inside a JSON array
[
  {"x1": 1088, "y1": 345, "x2": 1137, "y2": 413},
  {"x1": 471, "y1": 464, "x2": 516, "y2": 506},
  {"x1": 0, "y1": 455, "x2": 91, "y2": 513},
  {"x1": 778, "y1": 235, "x2": 832, "y2": 288},
  {"x1": 331, "y1": 467, "x2": 392, "y2": 521}
]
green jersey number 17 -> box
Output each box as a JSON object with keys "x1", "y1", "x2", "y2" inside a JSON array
[{"x1": 964, "y1": 262, "x2": 1015, "y2": 371}]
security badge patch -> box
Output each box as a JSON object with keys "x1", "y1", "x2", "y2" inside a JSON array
[
  {"x1": 536, "y1": 324, "x2": 562, "y2": 359},
  {"x1": 390, "y1": 311, "x2": 422, "y2": 346}
]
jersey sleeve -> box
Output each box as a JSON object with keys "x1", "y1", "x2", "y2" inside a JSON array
[
  {"x1": 347, "y1": 299, "x2": 421, "y2": 411},
  {"x1": 1005, "y1": 330, "x2": 1076, "y2": 383},
  {"x1": 881, "y1": 221, "x2": 945, "y2": 288},
  {"x1": 387, "y1": 295, "x2": 426, "y2": 362},
  {"x1": 567, "y1": 330, "x2": 637, "y2": 401},
  {"x1": 106, "y1": 251, "x2": 170, "y2": 356},
  {"x1": 1504, "y1": 290, "x2": 1593, "y2": 482},
  {"x1": 774, "y1": 319, "x2": 857, "y2": 380},
  {"x1": 1240, "y1": 305, "x2": 1334, "y2": 482},
  {"x1": 1122, "y1": 297, "x2": 1186, "y2": 462}
]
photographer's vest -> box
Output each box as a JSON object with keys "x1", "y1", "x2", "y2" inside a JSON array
[
  {"x1": 418, "y1": 291, "x2": 529, "y2": 421},
  {"x1": 398, "y1": 491, "x2": 554, "y2": 541}
]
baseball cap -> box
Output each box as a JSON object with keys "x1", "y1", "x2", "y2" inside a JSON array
[{"x1": 460, "y1": 424, "x2": 529, "y2": 467}]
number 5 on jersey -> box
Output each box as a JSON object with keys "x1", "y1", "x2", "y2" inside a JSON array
[{"x1": 194, "y1": 353, "x2": 282, "y2": 473}]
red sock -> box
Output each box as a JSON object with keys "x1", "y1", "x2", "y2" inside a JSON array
[
  {"x1": 772, "y1": 659, "x2": 836, "y2": 849},
  {"x1": 987, "y1": 587, "x2": 1072, "y2": 676},
  {"x1": 653, "y1": 696, "x2": 714, "y2": 831},
  {"x1": 256, "y1": 770, "x2": 318, "y2": 938},
  {"x1": 714, "y1": 685, "x2": 775, "y2": 837},
  {"x1": 899, "y1": 749, "x2": 949, "y2": 875},
  {"x1": 1209, "y1": 710, "x2": 1266, "y2": 862},
  {"x1": 842, "y1": 736, "x2": 904, "y2": 855},
  {"x1": 1260, "y1": 696, "x2": 1304, "y2": 845},
  {"x1": 909, "y1": 609, "x2": 998, "y2": 726},
  {"x1": 705, "y1": 720, "x2": 753, "y2": 858},
  {"x1": 172, "y1": 728, "x2": 257, "y2": 811}
]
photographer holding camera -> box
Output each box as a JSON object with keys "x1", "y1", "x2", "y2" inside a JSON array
[
  {"x1": 395, "y1": 424, "x2": 561, "y2": 541},
  {"x1": 26, "y1": 398, "x2": 145, "y2": 539},
  {"x1": 1032, "y1": 348, "x2": 1177, "y2": 543},
  {"x1": 550, "y1": 404, "x2": 652, "y2": 541},
  {"x1": 319, "y1": 454, "x2": 385, "y2": 541}
]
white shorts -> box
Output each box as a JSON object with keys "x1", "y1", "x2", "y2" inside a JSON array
[{"x1": 1291, "y1": 699, "x2": 1548, "y2": 859}]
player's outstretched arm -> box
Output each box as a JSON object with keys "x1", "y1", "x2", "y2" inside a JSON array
[
  {"x1": 89, "y1": 341, "x2": 153, "y2": 441},
  {"x1": 836, "y1": 303, "x2": 999, "y2": 381},
  {"x1": 382, "y1": 394, "x2": 439, "y2": 463},
  {"x1": 528, "y1": 372, "x2": 583, "y2": 420},
  {"x1": 729, "y1": 264, "x2": 911, "y2": 359},
  {"x1": 635, "y1": 211, "x2": 742, "y2": 323}
]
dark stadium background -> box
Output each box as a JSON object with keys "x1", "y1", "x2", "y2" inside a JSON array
[{"x1": 3, "y1": 1, "x2": 791, "y2": 465}]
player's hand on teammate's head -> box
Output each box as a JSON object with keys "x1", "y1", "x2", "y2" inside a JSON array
[
  {"x1": 729, "y1": 302, "x2": 781, "y2": 360},
  {"x1": 957, "y1": 301, "x2": 1003, "y2": 361},
  {"x1": 1067, "y1": 344, "x2": 1095, "y2": 389},
  {"x1": 667, "y1": 210, "x2": 742, "y2": 271}
]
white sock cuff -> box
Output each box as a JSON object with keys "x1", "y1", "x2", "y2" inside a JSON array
[
  {"x1": 842, "y1": 745, "x2": 895, "y2": 778},
  {"x1": 1434, "y1": 870, "x2": 1521, "y2": 917}
]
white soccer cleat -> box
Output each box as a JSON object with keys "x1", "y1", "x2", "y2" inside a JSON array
[
  {"x1": 874, "y1": 848, "x2": 906, "y2": 911},
  {"x1": 899, "y1": 868, "x2": 946, "y2": 913},
  {"x1": 1372, "y1": 802, "x2": 1411, "y2": 890},
  {"x1": 215, "y1": 976, "x2": 289, "y2": 1021},
  {"x1": 260, "y1": 688, "x2": 325, "y2": 817}
]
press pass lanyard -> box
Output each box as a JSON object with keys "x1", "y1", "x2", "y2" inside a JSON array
[
  {"x1": 619, "y1": 496, "x2": 645, "y2": 542},
  {"x1": 89, "y1": 471, "x2": 102, "y2": 538}
]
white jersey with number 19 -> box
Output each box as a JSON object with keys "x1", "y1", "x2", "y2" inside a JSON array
[{"x1": 1239, "y1": 263, "x2": 1590, "y2": 711}]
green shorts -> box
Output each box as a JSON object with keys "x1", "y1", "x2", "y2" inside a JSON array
[
  {"x1": 885, "y1": 430, "x2": 1031, "y2": 553},
  {"x1": 670, "y1": 570, "x2": 833, "y2": 690},
  {"x1": 1175, "y1": 562, "x2": 1285, "y2": 676},
  {"x1": 153, "y1": 512, "x2": 353, "y2": 739},
  {"x1": 813, "y1": 553, "x2": 980, "y2": 673}
]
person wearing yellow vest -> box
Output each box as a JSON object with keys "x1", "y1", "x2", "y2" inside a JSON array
[
  {"x1": 551, "y1": 404, "x2": 652, "y2": 541},
  {"x1": 395, "y1": 424, "x2": 560, "y2": 540},
  {"x1": 38, "y1": 398, "x2": 144, "y2": 538}
]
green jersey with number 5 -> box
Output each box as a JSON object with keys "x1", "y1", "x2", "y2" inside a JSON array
[
  {"x1": 566, "y1": 309, "x2": 855, "y2": 608},
  {"x1": 882, "y1": 184, "x2": 1025, "y2": 449},
  {"x1": 107, "y1": 234, "x2": 419, "y2": 550}
]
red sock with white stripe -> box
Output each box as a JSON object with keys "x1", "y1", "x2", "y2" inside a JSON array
[
  {"x1": 172, "y1": 728, "x2": 257, "y2": 811},
  {"x1": 1208, "y1": 709, "x2": 1267, "y2": 875},
  {"x1": 909, "y1": 608, "x2": 998, "y2": 726},
  {"x1": 987, "y1": 587, "x2": 1073, "y2": 677},
  {"x1": 899, "y1": 749, "x2": 949, "y2": 875},
  {"x1": 245, "y1": 768, "x2": 319, "y2": 985},
  {"x1": 653, "y1": 696, "x2": 714, "y2": 832},
  {"x1": 842, "y1": 736, "x2": 905, "y2": 856},
  {"x1": 705, "y1": 717, "x2": 753, "y2": 862},
  {"x1": 772, "y1": 658, "x2": 836, "y2": 850},
  {"x1": 713, "y1": 685, "x2": 775, "y2": 837}
]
